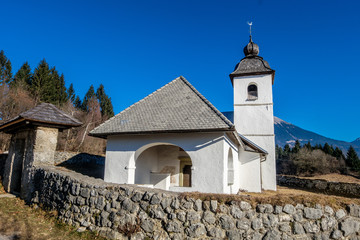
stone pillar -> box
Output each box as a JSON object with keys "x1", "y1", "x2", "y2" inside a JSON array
[
  {"x1": 33, "y1": 127, "x2": 59, "y2": 166},
  {"x1": 21, "y1": 126, "x2": 59, "y2": 201},
  {"x1": 2, "y1": 126, "x2": 59, "y2": 201},
  {"x1": 2, "y1": 129, "x2": 33, "y2": 193}
]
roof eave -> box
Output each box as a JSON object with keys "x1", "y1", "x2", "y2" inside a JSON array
[
  {"x1": 229, "y1": 70, "x2": 275, "y2": 85},
  {"x1": 238, "y1": 133, "x2": 268, "y2": 155},
  {"x1": 0, "y1": 117, "x2": 82, "y2": 134},
  {"x1": 90, "y1": 127, "x2": 235, "y2": 139}
]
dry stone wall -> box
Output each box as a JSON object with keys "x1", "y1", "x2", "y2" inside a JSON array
[
  {"x1": 31, "y1": 166, "x2": 360, "y2": 240},
  {"x1": 278, "y1": 175, "x2": 360, "y2": 199}
]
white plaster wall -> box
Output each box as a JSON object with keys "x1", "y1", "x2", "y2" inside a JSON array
[
  {"x1": 234, "y1": 105, "x2": 274, "y2": 135},
  {"x1": 233, "y1": 74, "x2": 273, "y2": 105},
  {"x1": 251, "y1": 136, "x2": 277, "y2": 190},
  {"x1": 238, "y1": 148, "x2": 262, "y2": 192},
  {"x1": 135, "y1": 147, "x2": 157, "y2": 184},
  {"x1": 223, "y1": 135, "x2": 239, "y2": 194},
  {"x1": 105, "y1": 132, "x2": 228, "y2": 194},
  {"x1": 233, "y1": 74, "x2": 274, "y2": 136},
  {"x1": 233, "y1": 73, "x2": 276, "y2": 191}
]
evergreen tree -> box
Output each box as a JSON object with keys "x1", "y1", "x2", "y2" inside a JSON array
[
  {"x1": 304, "y1": 141, "x2": 312, "y2": 150},
  {"x1": 96, "y1": 84, "x2": 114, "y2": 118},
  {"x1": 74, "y1": 95, "x2": 82, "y2": 109},
  {"x1": 323, "y1": 143, "x2": 334, "y2": 155},
  {"x1": 275, "y1": 145, "x2": 284, "y2": 159},
  {"x1": 314, "y1": 144, "x2": 322, "y2": 150},
  {"x1": 346, "y1": 146, "x2": 360, "y2": 170},
  {"x1": 292, "y1": 140, "x2": 301, "y2": 153},
  {"x1": 31, "y1": 59, "x2": 68, "y2": 105},
  {"x1": 333, "y1": 147, "x2": 344, "y2": 159},
  {"x1": 82, "y1": 85, "x2": 95, "y2": 111},
  {"x1": 31, "y1": 59, "x2": 52, "y2": 102},
  {"x1": 12, "y1": 62, "x2": 32, "y2": 88},
  {"x1": 0, "y1": 50, "x2": 13, "y2": 85},
  {"x1": 54, "y1": 73, "x2": 67, "y2": 105},
  {"x1": 67, "y1": 83, "x2": 76, "y2": 103},
  {"x1": 284, "y1": 144, "x2": 291, "y2": 156}
]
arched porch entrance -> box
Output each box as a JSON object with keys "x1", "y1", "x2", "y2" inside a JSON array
[{"x1": 134, "y1": 144, "x2": 192, "y2": 190}]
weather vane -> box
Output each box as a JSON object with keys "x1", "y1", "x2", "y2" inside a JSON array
[{"x1": 247, "y1": 21, "x2": 253, "y2": 41}]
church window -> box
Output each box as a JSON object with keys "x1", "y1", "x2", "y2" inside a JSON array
[{"x1": 247, "y1": 84, "x2": 258, "y2": 100}]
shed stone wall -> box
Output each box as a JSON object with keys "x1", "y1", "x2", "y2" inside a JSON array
[{"x1": 2, "y1": 126, "x2": 59, "y2": 200}]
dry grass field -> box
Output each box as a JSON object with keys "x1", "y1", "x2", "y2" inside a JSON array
[
  {"x1": 0, "y1": 182, "x2": 106, "y2": 240},
  {"x1": 296, "y1": 173, "x2": 360, "y2": 184}
]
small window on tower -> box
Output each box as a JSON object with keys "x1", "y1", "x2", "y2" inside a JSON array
[{"x1": 247, "y1": 84, "x2": 258, "y2": 100}]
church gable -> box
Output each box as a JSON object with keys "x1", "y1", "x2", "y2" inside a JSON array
[{"x1": 90, "y1": 76, "x2": 234, "y2": 137}]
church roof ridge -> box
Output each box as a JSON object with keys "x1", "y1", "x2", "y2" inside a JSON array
[{"x1": 90, "y1": 76, "x2": 235, "y2": 137}]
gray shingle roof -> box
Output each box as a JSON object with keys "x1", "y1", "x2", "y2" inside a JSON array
[
  {"x1": 0, "y1": 103, "x2": 82, "y2": 133},
  {"x1": 229, "y1": 56, "x2": 274, "y2": 82},
  {"x1": 20, "y1": 103, "x2": 82, "y2": 126},
  {"x1": 90, "y1": 76, "x2": 234, "y2": 137}
]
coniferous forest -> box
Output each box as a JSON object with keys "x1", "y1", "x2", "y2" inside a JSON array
[{"x1": 0, "y1": 50, "x2": 114, "y2": 154}]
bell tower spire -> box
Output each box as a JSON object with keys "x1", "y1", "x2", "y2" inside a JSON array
[{"x1": 229, "y1": 23, "x2": 276, "y2": 191}]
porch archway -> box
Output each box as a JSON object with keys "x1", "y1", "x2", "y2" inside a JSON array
[{"x1": 133, "y1": 143, "x2": 192, "y2": 190}]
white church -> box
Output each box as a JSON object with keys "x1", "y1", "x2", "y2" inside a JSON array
[{"x1": 90, "y1": 35, "x2": 276, "y2": 194}]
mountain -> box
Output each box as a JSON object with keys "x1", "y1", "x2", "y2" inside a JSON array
[
  {"x1": 274, "y1": 116, "x2": 360, "y2": 155},
  {"x1": 221, "y1": 112, "x2": 360, "y2": 155},
  {"x1": 352, "y1": 137, "x2": 360, "y2": 146}
]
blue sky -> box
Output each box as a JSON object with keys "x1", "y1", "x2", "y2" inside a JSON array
[{"x1": 1, "y1": 0, "x2": 359, "y2": 142}]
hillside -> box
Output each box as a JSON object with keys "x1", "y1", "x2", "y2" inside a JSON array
[{"x1": 274, "y1": 116, "x2": 360, "y2": 155}]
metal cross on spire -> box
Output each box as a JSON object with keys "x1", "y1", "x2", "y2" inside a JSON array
[{"x1": 247, "y1": 21, "x2": 253, "y2": 42}]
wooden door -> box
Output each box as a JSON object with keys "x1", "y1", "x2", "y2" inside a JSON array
[{"x1": 182, "y1": 165, "x2": 192, "y2": 187}]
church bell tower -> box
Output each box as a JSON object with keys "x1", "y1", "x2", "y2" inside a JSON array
[{"x1": 229, "y1": 27, "x2": 276, "y2": 190}]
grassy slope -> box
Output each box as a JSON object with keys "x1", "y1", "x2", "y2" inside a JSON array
[{"x1": 0, "y1": 183, "x2": 106, "y2": 240}]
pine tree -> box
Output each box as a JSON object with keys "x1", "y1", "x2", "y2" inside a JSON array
[
  {"x1": 55, "y1": 73, "x2": 67, "y2": 105},
  {"x1": 304, "y1": 141, "x2": 312, "y2": 150},
  {"x1": 96, "y1": 84, "x2": 114, "y2": 118},
  {"x1": 67, "y1": 83, "x2": 76, "y2": 103},
  {"x1": 31, "y1": 59, "x2": 68, "y2": 105},
  {"x1": 0, "y1": 50, "x2": 13, "y2": 85},
  {"x1": 31, "y1": 59, "x2": 52, "y2": 103},
  {"x1": 74, "y1": 95, "x2": 82, "y2": 109},
  {"x1": 346, "y1": 146, "x2": 360, "y2": 170},
  {"x1": 82, "y1": 85, "x2": 95, "y2": 111},
  {"x1": 12, "y1": 62, "x2": 32, "y2": 88},
  {"x1": 333, "y1": 147, "x2": 344, "y2": 159},
  {"x1": 323, "y1": 143, "x2": 334, "y2": 155},
  {"x1": 314, "y1": 144, "x2": 322, "y2": 150},
  {"x1": 275, "y1": 145, "x2": 284, "y2": 159},
  {"x1": 292, "y1": 140, "x2": 301, "y2": 153},
  {"x1": 284, "y1": 144, "x2": 291, "y2": 156}
]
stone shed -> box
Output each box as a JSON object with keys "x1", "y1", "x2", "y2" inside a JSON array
[{"x1": 0, "y1": 103, "x2": 81, "y2": 200}]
